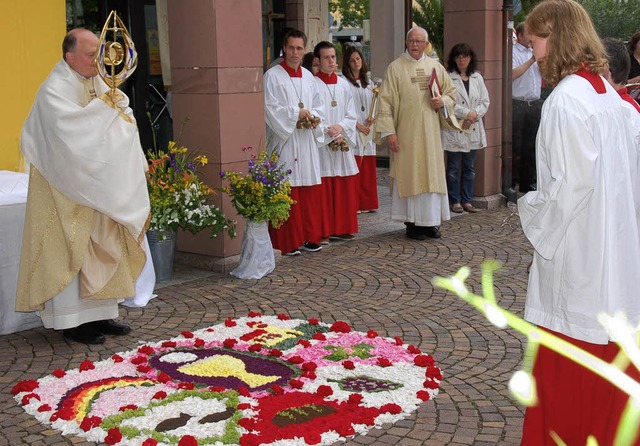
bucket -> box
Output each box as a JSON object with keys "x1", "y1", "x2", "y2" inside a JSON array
[{"x1": 147, "y1": 230, "x2": 176, "y2": 282}]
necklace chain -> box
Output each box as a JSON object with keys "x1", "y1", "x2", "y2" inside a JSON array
[
  {"x1": 357, "y1": 80, "x2": 366, "y2": 112},
  {"x1": 288, "y1": 76, "x2": 304, "y2": 109},
  {"x1": 324, "y1": 82, "x2": 337, "y2": 107}
]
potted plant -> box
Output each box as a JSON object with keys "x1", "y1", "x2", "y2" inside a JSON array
[
  {"x1": 220, "y1": 146, "x2": 294, "y2": 279},
  {"x1": 146, "y1": 140, "x2": 236, "y2": 281}
]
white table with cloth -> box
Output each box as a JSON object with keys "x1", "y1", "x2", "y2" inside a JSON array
[{"x1": 0, "y1": 171, "x2": 43, "y2": 334}]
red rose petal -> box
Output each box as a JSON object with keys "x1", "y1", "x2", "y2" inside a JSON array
[
  {"x1": 104, "y1": 427, "x2": 123, "y2": 445},
  {"x1": 330, "y1": 321, "x2": 351, "y2": 333},
  {"x1": 79, "y1": 360, "x2": 95, "y2": 371}
]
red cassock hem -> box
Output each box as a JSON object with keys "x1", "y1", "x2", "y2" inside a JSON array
[
  {"x1": 320, "y1": 175, "x2": 359, "y2": 237},
  {"x1": 268, "y1": 184, "x2": 323, "y2": 253},
  {"x1": 355, "y1": 155, "x2": 379, "y2": 211},
  {"x1": 521, "y1": 326, "x2": 640, "y2": 446}
]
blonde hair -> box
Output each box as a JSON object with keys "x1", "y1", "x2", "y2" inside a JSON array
[{"x1": 525, "y1": 0, "x2": 606, "y2": 86}]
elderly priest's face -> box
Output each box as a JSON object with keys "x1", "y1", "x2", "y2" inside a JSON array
[{"x1": 406, "y1": 29, "x2": 428, "y2": 60}]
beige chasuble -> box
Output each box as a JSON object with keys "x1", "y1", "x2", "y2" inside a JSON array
[{"x1": 375, "y1": 53, "x2": 456, "y2": 198}]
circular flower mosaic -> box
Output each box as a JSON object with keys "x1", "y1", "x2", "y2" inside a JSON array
[{"x1": 13, "y1": 314, "x2": 442, "y2": 445}]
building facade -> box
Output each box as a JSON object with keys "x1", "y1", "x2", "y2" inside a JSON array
[{"x1": 2, "y1": 0, "x2": 506, "y2": 265}]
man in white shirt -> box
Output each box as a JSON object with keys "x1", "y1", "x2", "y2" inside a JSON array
[{"x1": 512, "y1": 23, "x2": 543, "y2": 193}]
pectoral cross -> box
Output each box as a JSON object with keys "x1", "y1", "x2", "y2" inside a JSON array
[{"x1": 410, "y1": 68, "x2": 429, "y2": 91}]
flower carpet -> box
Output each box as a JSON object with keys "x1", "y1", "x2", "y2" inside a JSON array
[{"x1": 12, "y1": 313, "x2": 442, "y2": 446}]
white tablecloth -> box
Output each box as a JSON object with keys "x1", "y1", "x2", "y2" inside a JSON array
[{"x1": 0, "y1": 171, "x2": 43, "y2": 334}]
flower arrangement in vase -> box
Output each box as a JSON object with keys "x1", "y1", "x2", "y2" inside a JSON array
[
  {"x1": 219, "y1": 146, "x2": 295, "y2": 279},
  {"x1": 220, "y1": 146, "x2": 295, "y2": 228},
  {"x1": 146, "y1": 141, "x2": 236, "y2": 240}
]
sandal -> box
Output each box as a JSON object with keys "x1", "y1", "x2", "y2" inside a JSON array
[
  {"x1": 462, "y1": 203, "x2": 478, "y2": 213},
  {"x1": 451, "y1": 203, "x2": 464, "y2": 213}
]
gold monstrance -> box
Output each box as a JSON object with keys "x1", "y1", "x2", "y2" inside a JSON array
[{"x1": 96, "y1": 10, "x2": 138, "y2": 99}]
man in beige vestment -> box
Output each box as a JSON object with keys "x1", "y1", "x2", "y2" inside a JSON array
[
  {"x1": 16, "y1": 29, "x2": 155, "y2": 344},
  {"x1": 375, "y1": 27, "x2": 456, "y2": 240}
]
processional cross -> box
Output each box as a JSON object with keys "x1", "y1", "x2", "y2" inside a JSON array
[{"x1": 410, "y1": 68, "x2": 429, "y2": 91}]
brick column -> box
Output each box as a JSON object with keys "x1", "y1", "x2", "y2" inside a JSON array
[
  {"x1": 168, "y1": 0, "x2": 265, "y2": 261},
  {"x1": 444, "y1": 0, "x2": 504, "y2": 208}
]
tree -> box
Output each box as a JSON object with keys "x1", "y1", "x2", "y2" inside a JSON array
[
  {"x1": 579, "y1": 0, "x2": 640, "y2": 40},
  {"x1": 412, "y1": 0, "x2": 444, "y2": 60},
  {"x1": 515, "y1": 0, "x2": 640, "y2": 41},
  {"x1": 328, "y1": 0, "x2": 370, "y2": 29}
]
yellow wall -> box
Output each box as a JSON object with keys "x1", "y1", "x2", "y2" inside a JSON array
[{"x1": 0, "y1": 3, "x2": 66, "y2": 171}]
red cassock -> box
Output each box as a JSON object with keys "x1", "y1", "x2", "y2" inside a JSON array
[
  {"x1": 269, "y1": 185, "x2": 323, "y2": 254},
  {"x1": 521, "y1": 327, "x2": 640, "y2": 446}
]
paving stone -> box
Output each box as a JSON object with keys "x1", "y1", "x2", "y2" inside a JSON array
[{"x1": 0, "y1": 168, "x2": 530, "y2": 445}]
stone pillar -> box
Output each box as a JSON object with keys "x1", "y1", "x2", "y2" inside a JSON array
[
  {"x1": 444, "y1": 0, "x2": 504, "y2": 208},
  {"x1": 369, "y1": 0, "x2": 405, "y2": 80},
  {"x1": 369, "y1": 0, "x2": 405, "y2": 160},
  {"x1": 305, "y1": 0, "x2": 330, "y2": 49},
  {"x1": 168, "y1": 0, "x2": 265, "y2": 263},
  {"x1": 282, "y1": 0, "x2": 328, "y2": 51}
]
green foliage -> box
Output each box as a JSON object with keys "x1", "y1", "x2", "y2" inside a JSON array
[
  {"x1": 578, "y1": 0, "x2": 640, "y2": 40},
  {"x1": 412, "y1": 0, "x2": 444, "y2": 61},
  {"x1": 328, "y1": 0, "x2": 370, "y2": 29},
  {"x1": 515, "y1": 0, "x2": 640, "y2": 40}
]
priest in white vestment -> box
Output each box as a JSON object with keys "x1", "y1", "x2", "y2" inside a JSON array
[
  {"x1": 375, "y1": 27, "x2": 456, "y2": 241},
  {"x1": 16, "y1": 29, "x2": 155, "y2": 345},
  {"x1": 313, "y1": 41, "x2": 359, "y2": 241},
  {"x1": 264, "y1": 29, "x2": 325, "y2": 255}
]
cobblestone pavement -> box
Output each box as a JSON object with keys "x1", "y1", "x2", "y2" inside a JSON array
[{"x1": 0, "y1": 169, "x2": 531, "y2": 446}]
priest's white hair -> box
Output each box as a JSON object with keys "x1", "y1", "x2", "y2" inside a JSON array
[{"x1": 406, "y1": 26, "x2": 429, "y2": 42}]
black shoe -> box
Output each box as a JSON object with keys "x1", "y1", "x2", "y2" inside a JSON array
[
  {"x1": 63, "y1": 325, "x2": 106, "y2": 345},
  {"x1": 301, "y1": 242, "x2": 322, "y2": 252},
  {"x1": 406, "y1": 224, "x2": 427, "y2": 241},
  {"x1": 87, "y1": 319, "x2": 132, "y2": 336},
  {"x1": 422, "y1": 226, "x2": 441, "y2": 239},
  {"x1": 406, "y1": 231, "x2": 427, "y2": 241}
]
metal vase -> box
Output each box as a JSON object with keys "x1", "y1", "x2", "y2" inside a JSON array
[{"x1": 146, "y1": 229, "x2": 176, "y2": 282}]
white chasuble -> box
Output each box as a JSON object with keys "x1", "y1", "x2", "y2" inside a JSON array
[
  {"x1": 264, "y1": 65, "x2": 324, "y2": 187},
  {"x1": 16, "y1": 60, "x2": 155, "y2": 326}
]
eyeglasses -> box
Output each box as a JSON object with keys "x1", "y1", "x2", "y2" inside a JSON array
[{"x1": 407, "y1": 39, "x2": 427, "y2": 45}]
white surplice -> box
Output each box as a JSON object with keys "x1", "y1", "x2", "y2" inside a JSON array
[
  {"x1": 314, "y1": 75, "x2": 359, "y2": 177},
  {"x1": 264, "y1": 65, "x2": 324, "y2": 187},
  {"x1": 347, "y1": 79, "x2": 376, "y2": 157},
  {"x1": 518, "y1": 73, "x2": 640, "y2": 344}
]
